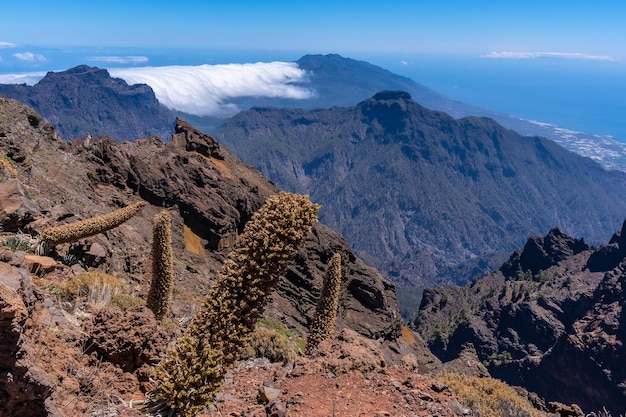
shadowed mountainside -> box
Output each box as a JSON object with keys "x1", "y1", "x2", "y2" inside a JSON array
[
  {"x1": 0, "y1": 65, "x2": 175, "y2": 142},
  {"x1": 414, "y1": 225, "x2": 626, "y2": 414},
  {"x1": 214, "y1": 90, "x2": 626, "y2": 291}
]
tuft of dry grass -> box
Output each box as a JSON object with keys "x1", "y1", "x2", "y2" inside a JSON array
[
  {"x1": 400, "y1": 325, "x2": 417, "y2": 345},
  {"x1": 244, "y1": 326, "x2": 298, "y2": 364},
  {"x1": 63, "y1": 272, "x2": 125, "y2": 310},
  {"x1": 0, "y1": 154, "x2": 18, "y2": 179},
  {"x1": 437, "y1": 372, "x2": 542, "y2": 417}
]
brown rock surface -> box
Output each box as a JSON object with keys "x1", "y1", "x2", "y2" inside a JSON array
[
  {"x1": 0, "y1": 178, "x2": 40, "y2": 232},
  {"x1": 86, "y1": 306, "x2": 169, "y2": 373},
  {"x1": 0, "y1": 280, "x2": 59, "y2": 417},
  {"x1": 416, "y1": 226, "x2": 626, "y2": 414}
]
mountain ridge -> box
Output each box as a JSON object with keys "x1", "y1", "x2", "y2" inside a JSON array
[
  {"x1": 214, "y1": 90, "x2": 626, "y2": 290},
  {"x1": 0, "y1": 65, "x2": 175, "y2": 142},
  {"x1": 414, "y1": 223, "x2": 626, "y2": 414},
  {"x1": 2, "y1": 55, "x2": 626, "y2": 171}
]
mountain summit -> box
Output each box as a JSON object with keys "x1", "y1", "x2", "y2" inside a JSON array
[
  {"x1": 0, "y1": 65, "x2": 175, "y2": 141},
  {"x1": 215, "y1": 90, "x2": 626, "y2": 290}
]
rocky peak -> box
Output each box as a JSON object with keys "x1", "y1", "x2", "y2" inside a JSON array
[
  {"x1": 171, "y1": 117, "x2": 225, "y2": 160},
  {"x1": 0, "y1": 66, "x2": 175, "y2": 142},
  {"x1": 500, "y1": 227, "x2": 589, "y2": 277},
  {"x1": 586, "y1": 218, "x2": 626, "y2": 272},
  {"x1": 371, "y1": 90, "x2": 413, "y2": 102},
  {"x1": 359, "y1": 90, "x2": 417, "y2": 139}
]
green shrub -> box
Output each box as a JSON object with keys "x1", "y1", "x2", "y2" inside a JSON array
[
  {"x1": 109, "y1": 293, "x2": 146, "y2": 310},
  {"x1": 244, "y1": 326, "x2": 298, "y2": 364}
]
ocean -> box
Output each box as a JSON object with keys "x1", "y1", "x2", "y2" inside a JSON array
[{"x1": 375, "y1": 54, "x2": 626, "y2": 142}]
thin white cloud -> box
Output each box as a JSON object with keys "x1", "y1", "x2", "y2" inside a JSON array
[
  {"x1": 0, "y1": 72, "x2": 47, "y2": 85},
  {"x1": 13, "y1": 52, "x2": 46, "y2": 62},
  {"x1": 0, "y1": 42, "x2": 17, "y2": 48},
  {"x1": 482, "y1": 51, "x2": 621, "y2": 62},
  {"x1": 109, "y1": 62, "x2": 314, "y2": 116},
  {"x1": 87, "y1": 55, "x2": 149, "y2": 64}
]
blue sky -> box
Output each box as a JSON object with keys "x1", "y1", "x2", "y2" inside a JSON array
[{"x1": 1, "y1": 0, "x2": 625, "y2": 58}]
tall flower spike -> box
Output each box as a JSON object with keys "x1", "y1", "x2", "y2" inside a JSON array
[
  {"x1": 305, "y1": 252, "x2": 342, "y2": 355},
  {"x1": 150, "y1": 192, "x2": 319, "y2": 416},
  {"x1": 41, "y1": 201, "x2": 147, "y2": 246},
  {"x1": 146, "y1": 210, "x2": 174, "y2": 320}
]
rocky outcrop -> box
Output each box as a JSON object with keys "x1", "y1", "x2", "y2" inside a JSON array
[
  {"x1": 415, "y1": 227, "x2": 626, "y2": 414},
  {"x1": 273, "y1": 223, "x2": 400, "y2": 340},
  {"x1": 85, "y1": 118, "x2": 276, "y2": 251},
  {"x1": 0, "y1": 179, "x2": 40, "y2": 232},
  {"x1": 501, "y1": 228, "x2": 588, "y2": 277},
  {"x1": 0, "y1": 272, "x2": 58, "y2": 417}
]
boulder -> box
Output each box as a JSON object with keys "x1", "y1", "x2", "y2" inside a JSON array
[
  {"x1": 0, "y1": 179, "x2": 40, "y2": 232},
  {"x1": 86, "y1": 306, "x2": 169, "y2": 372},
  {"x1": 0, "y1": 281, "x2": 58, "y2": 417}
]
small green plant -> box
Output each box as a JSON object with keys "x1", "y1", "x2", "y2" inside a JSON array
[
  {"x1": 305, "y1": 252, "x2": 342, "y2": 354},
  {"x1": 487, "y1": 351, "x2": 513, "y2": 363},
  {"x1": 40, "y1": 201, "x2": 147, "y2": 246},
  {"x1": 146, "y1": 210, "x2": 174, "y2": 320},
  {"x1": 2, "y1": 232, "x2": 38, "y2": 252},
  {"x1": 62, "y1": 253, "x2": 81, "y2": 267},
  {"x1": 149, "y1": 192, "x2": 319, "y2": 416}
]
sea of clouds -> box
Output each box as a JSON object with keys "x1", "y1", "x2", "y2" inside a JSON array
[
  {"x1": 109, "y1": 62, "x2": 314, "y2": 116},
  {"x1": 0, "y1": 61, "x2": 315, "y2": 117}
]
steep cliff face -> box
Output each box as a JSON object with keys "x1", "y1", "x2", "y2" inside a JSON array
[
  {"x1": 215, "y1": 90, "x2": 626, "y2": 289},
  {"x1": 414, "y1": 225, "x2": 626, "y2": 414},
  {"x1": 0, "y1": 66, "x2": 175, "y2": 141}
]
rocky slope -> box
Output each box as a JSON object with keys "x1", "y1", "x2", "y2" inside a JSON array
[
  {"x1": 414, "y1": 225, "x2": 626, "y2": 414},
  {"x1": 0, "y1": 65, "x2": 175, "y2": 142},
  {"x1": 0, "y1": 95, "x2": 403, "y2": 415},
  {"x1": 214, "y1": 90, "x2": 626, "y2": 290}
]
